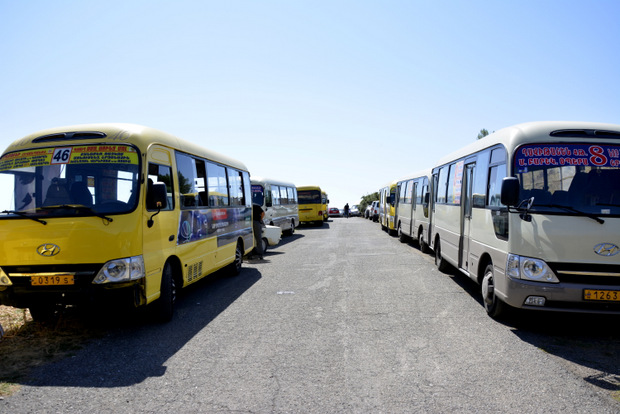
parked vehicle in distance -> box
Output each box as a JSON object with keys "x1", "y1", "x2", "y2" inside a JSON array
[
  {"x1": 261, "y1": 225, "x2": 282, "y2": 252},
  {"x1": 370, "y1": 200, "x2": 380, "y2": 221},
  {"x1": 297, "y1": 186, "x2": 329, "y2": 225},
  {"x1": 349, "y1": 205, "x2": 360, "y2": 217},
  {"x1": 251, "y1": 177, "x2": 299, "y2": 235},
  {"x1": 379, "y1": 180, "x2": 398, "y2": 234},
  {"x1": 394, "y1": 169, "x2": 432, "y2": 252},
  {"x1": 328, "y1": 207, "x2": 341, "y2": 217}
]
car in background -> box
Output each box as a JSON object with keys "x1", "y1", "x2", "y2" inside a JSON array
[
  {"x1": 260, "y1": 224, "x2": 282, "y2": 253},
  {"x1": 349, "y1": 205, "x2": 360, "y2": 217},
  {"x1": 328, "y1": 207, "x2": 341, "y2": 217},
  {"x1": 369, "y1": 201, "x2": 379, "y2": 221}
]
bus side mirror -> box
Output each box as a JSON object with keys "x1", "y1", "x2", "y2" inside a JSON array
[
  {"x1": 501, "y1": 177, "x2": 520, "y2": 207},
  {"x1": 147, "y1": 182, "x2": 167, "y2": 210}
]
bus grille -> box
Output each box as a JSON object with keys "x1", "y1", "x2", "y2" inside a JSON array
[{"x1": 548, "y1": 262, "x2": 620, "y2": 286}]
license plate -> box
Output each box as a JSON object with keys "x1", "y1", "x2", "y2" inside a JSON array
[
  {"x1": 31, "y1": 275, "x2": 75, "y2": 286},
  {"x1": 584, "y1": 289, "x2": 620, "y2": 302}
]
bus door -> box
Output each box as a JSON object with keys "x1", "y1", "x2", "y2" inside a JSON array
[
  {"x1": 144, "y1": 147, "x2": 178, "y2": 297},
  {"x1": 459, "y1": 162, "x2": 475, "y2": 271},
  {"x1": 395, "y1": 182, "x2": 402, "y2": 227},
  {"x1": 409, "y1": 181, "x2": 417, "y2": 235}
]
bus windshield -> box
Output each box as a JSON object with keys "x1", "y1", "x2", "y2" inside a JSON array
[
  {"x1": 514, "y1": 143, "x2": 620, "y2": 216},
  {"x1": 251, "y1": 184, "x2": 264, "y2": 206},
  {"x1": 298, "y1": 190, "x2": 321, "y2": 204},
  {"x1": 0, "y1": 144, "x2": 140, "y2": 218}
]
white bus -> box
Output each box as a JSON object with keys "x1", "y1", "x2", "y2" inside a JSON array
[
  {"x1": 429, "y1": 121, "x2": 620, "y2": 318},
  {"x1": 394, "y1": 169, "x2": 432, "y2": 252},
  {"x1": 251, "y1": 177, "x2": 299, "y2": 235}
]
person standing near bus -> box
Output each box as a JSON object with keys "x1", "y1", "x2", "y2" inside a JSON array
[
  {"x1": 252, "y1": 203, "x2": 266, "y2": 259},
  {"x1": 344, "y1": 203, "x2": 350, "y2": 218}
]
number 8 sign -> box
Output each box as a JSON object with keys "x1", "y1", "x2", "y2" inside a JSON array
[{"x1": 51, "y1": 147, "x2": 72, "y2": 164}]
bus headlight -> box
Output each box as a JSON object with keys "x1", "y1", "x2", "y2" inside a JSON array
[
  {"x1": 506, "y1": 254, "x2": 559, "y2": 283},
  {"x1": 93, "y1": 255, "x2": 145, "y2": 284}
]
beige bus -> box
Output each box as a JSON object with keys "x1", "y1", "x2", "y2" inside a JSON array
[
  {"x1": 251, "y1": 176, "x2": 299, "y2": 235},
  {"x1": 394, "y1": 169, "x2": 432, "y2": 252},
  {"x1": 429, "y1": 121, "x2": 620, "y2": 318}
]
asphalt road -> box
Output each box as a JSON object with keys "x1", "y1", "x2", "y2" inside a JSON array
[{"x1": 2, "y1": 217, "x2": 619, "y2": 413}]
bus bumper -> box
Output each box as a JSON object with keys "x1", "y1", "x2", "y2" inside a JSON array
[{"x1": 502, "y1": 278, "x2": 620, "y2": 314}]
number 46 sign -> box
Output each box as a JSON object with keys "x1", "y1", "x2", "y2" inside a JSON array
[{"x1": 51, "y1": 147, "x2": 72, "y2": 164}]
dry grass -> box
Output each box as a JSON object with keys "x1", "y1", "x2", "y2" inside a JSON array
[{"x1": 0, "y1": 305, "x2": 102, "y2": 397}]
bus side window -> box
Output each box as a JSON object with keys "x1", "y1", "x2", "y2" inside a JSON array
[
  {"x1": 206, "y1": 162, "x2": 229, "y2": 207},
  {"x1": 228, "y1": 168, "x2": 244, "y2": 206}
]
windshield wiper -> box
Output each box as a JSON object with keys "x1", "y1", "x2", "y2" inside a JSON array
[
  {"x1": 534, "y1": 203, "x2": 605, "y2": 224},
  {"x1": 40, "y1": 204, "x2": 114, "y2": 223},
  {"x1": 1, "y1": 210, "x2": 47, "y2": 225}
]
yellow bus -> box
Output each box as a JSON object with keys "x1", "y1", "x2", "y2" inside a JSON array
[
  {"x1": 0, "y1": 123, "x2": 254, "y2": 322},
  {"x1": 429, "y1": 121, "x2": 620, "y2": 318},
  {"x1": 379, "y1": 180, "x2": 397, "y2": 235},
  {"x1": 251, "y1": 176, "x2": 299, "y2": 235},
  {"x1": 394, "y1": 169, "x2": 432, "y2": 252},
  {"x1": 297, "y1": 186, "x2": 328, "y2": 225}
]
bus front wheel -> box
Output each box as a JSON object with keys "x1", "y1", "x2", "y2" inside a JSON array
[
  {"x1": 418, "y1": 230, "x2": 429, "y2": 254},
  {"x1": 156, "y1": 262, "x2": 176, "y2": 323},
  {"x1": 397, "y1": 224, "x2": 407, "y2": 243},
  {"x1": 481, "y1": 263, "x2": 508, "y2": 319},
  {"x1": 227, "y1": 241, "x2": 243, "y2": 276},
  {"x1": 434, "y1": 239, "x2": 449, "y2": 273}
]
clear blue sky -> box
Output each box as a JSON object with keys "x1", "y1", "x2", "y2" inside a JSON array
[{"x1": 1, "y1": 0, "x2": 619, "y2": 209}]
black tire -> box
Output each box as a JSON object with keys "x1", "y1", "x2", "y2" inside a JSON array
[
  {"x1": 434, "y1": 239, "x2": 450, "y2": 273},
  {"x1": 481, "y1": 263, "x2": 508, "y2": 319},
  {"x1": 227, "y1": 241, "x2": 243, "y2": 276},
  {"x1": 397, "y1": 224, "x2": 407, "y2": 243},
  {"x1": 156, "y1": 262, "x2": 176, "y2": 322},
  {"x1": 286, "y1": 220, "x2": 295, "y2": 236},
  {"x1": 261, "y1": 237, "x2": 269, "y2": 253},
  {"x1": 418, "y1": 230, "x2": 430, "y2": 254}
]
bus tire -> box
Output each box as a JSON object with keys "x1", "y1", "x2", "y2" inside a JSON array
[
  {"x1": 156, "y1": 262, "x2": 176, "y2": 323},
  {"x1": 418, "y1": 230, "x2": 430, "y2": 254},
  {"x1": 286, "y1": 220, "x2": 295, "y2": 236},
  {"x1": 227, "y1": 241, "x2": 244, "y2": 276},
  {"x1": 434, "y1": 239, "x2": 450, "y2": 273},
  {"x1": 482, "y1": 263, "x2": 508, "y2": 319}
]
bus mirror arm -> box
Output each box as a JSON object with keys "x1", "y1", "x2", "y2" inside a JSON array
[
  {"x1": 147, "y1": 182, "x2": 167, "y2": 228},
  {"x1": 147, "y1": 208, "x2": 161, "y2": 228}
]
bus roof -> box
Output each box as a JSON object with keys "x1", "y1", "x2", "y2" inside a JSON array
[
  {"x1": 395, "y1": 168, "x2": 432, "y2": 184},
  {"x1": 251, "y1": 176, "x2": 297, "y2": 188},
  {"x1": 434, "y1": 121, "x2": 620, "y2": 168},
  {"x1": 2, "y1": 123, "x2": 249, "y2": 172},
  {"x1": 297, "y1": 185, "x2": 323, "y2": 191}
]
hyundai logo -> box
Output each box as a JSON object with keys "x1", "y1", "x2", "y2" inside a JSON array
[
  {"x1": 594, "y1": 243, "x2": 619, "y2": 257},
  {"x1": 37, "y1": 244, "x2": 61, "y2": 257}
]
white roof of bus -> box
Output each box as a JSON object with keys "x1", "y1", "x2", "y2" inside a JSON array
[
  {"x1": 250, "y1": 176, "x2": 297, "y2": 188},
  {"x1": 394, "y1": 168, "x2": 432, "y2": 184},
  {"x1": 434, "y1": 121, "x2": 620, "y2": 168}
]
